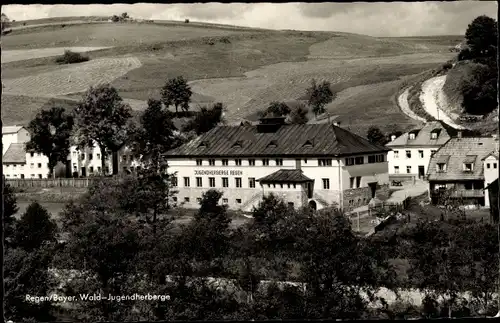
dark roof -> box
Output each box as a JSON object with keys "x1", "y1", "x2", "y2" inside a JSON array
[
  {"x1": 3, "y1": 143, "x2": 27, "y2": 163},
  {"x1": 387, "y1": 121, "x2": 451, "y2": 147},
  {"x1": 485, "y1": 178, "x2": 498, "y2": 190},
  {"x1": 257, "y1": 169, "x2": 313, "y2": 183},
  {"x1": 427, "y1": 137, "x2": 497, "y2": 181},
  {"x1": 482, "y1": 150, "x2": 499, "y2": 160},
  {"x1": 165, "y1": 123, "x2": 389, "y2": 157}
]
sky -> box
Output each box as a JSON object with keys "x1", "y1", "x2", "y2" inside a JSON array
[{"x1": 2, "y1": 2, "x2": 497, "y2": 37}]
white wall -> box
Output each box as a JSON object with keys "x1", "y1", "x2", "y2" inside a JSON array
[
  {"x1": 388, "y1": 147, "x2": 439, "y2": 177},
  {"x1": 484, "y1": 155, "x2": 499, "y2": 208},
  {"x1": 3, "y1": 152, "x2": 51, "y2": 179}
]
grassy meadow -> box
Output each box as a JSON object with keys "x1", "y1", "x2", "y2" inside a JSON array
[{"x1": 1, "y1": 18, "x2": 461, "y2": 131}]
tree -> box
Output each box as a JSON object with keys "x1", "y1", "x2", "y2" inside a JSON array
[
  {"x1": 264, "y1": 101, "x2": 291, "y2": 117},
  {"x1": 182, "y1": 102, "x2": 224, "y2": 135},
  {"x1": 26, "y1": 107, "x2": 74, "y2": 178},
  {"x1": 306, "y1": 79, "x2": 334, "y2": 116},
  {"x1": 367, "y1": 126, "x2": 388, "y2": 146},
  {"x1": 133, "y1": 98, "x2": 179, "y2": 166},
  {"x1": 464, "y1": 15, "x2": 497, "y2": 63},
  {"x1": 1, "y1": 12, "x2": 10, "y2": 32},
  {"x1": 161, "y1": 76, "x2": 193, "y2": 114},
  {"x1": 121, "y1": 12, "x2": 129, "y2": 20},
  {"x1": 74, "y1": 84, "x2": 132, "y2": 175},
  {"x1": 288, "y1": 103, "x2": 309, "y2": 124},
  {"x1": 12, "y1": 201, "x2": 57, "y2": 252},
  {"x1": 3, "y1": 182, "x2": 18, "y2": 246},
  {"x1": 460, "y1": 63, "x2": 497, "y2": 115}
]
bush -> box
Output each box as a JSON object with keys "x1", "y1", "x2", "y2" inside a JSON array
[
  {"x1": 442, "y1": 62, "x2": 453, "y2": 71},
  {"x1": 185, "y1": 19, "x2": 190, "y2": 23},
  {"x1": 55, "y1": 50, "x2": 89, "y2": 65}
]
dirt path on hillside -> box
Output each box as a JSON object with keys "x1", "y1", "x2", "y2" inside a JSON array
[
  {"x1": 397, "y1": 87, "x2": 427, "y2": 123},
  {"x1": 419, "y1": 76, "x2": 466, "y2": 130}
]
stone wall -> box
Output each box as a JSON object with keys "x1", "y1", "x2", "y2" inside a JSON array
[{"x1": 342, "y1": 187, "x2": 372, "y2": 212}]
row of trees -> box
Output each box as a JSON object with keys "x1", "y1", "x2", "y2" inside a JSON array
[
  {"x1": 4, "y1": 175, "x2": 499, "y2": 321},
  {"x1": 25, "y1": 76, "x2": 222, "y2": 178}
]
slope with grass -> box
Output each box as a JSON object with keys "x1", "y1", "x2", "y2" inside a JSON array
[{"x1": 2, "y1": 18, "x2": 460, "y2": 132}]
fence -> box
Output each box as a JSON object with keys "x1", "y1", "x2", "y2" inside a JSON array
[{"x1": 4, "y1": 177, "x2": 112, "y2": 188}]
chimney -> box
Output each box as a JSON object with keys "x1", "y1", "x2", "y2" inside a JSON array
[{"x1": 457, "y1": 131, "x2": 462, "y2": 138}]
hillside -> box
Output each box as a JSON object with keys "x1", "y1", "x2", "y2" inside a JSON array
[{"x1": 1, "y1": 17, "x2": 460, "y2": 135}]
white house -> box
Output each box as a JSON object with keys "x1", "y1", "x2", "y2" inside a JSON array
[
  {"x1": 3, "y1": 143, "x2": 51, "y2": 179},
  {"x1": 2, "y1": 125, "x2": 30, "y2": 155},
  {"x1": 386, "y1": 121, "x2": 451, "y2": 180},
  {"x1": 483, "y1": 135, "x2": 499, "y2": 208},
  {"x1": 164, "y1": 117, "x2": 391, "y2": 212}
]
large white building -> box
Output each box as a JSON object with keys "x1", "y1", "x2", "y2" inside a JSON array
[
  {"x1": 3, "y1": 143, "x2": 51, "y2": 179},
  {"x1": 386, "y1": 121, "x2": 451, "y2": 180},
  {"x1": 164, "y1": 117, "x2": 391, "y2": 212},
  {"x1": 2, "y1": 126, "x2": 30, "y2": 155}
]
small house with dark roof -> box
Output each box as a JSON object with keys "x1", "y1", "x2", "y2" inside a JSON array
[
  {"x1": 427, "y1": 135, "x2": 498, "y2": 207},
  {"x1": 2, "y1": 125, "x2": 30, "y2": 155},
  {"x1": 164, "y1": 117, "x2": 391, "y2": 212},
  {"x1": 386, "y1": 121, "x2": 451, "y2": 181}
]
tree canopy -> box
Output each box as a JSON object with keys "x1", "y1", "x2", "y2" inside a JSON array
[
  {"x1": 288, "y1": 103, "x2": 309, "y2": 124},
  {"x1": 161, "y1": 76, "x2": 193, "y2": 114},
  {"x1": 182, "y1": 102, "x2": 225, "y2": 135},
  {"x1": 306, "y1": 79, "x2": 335, "y2": 116},
  {"x1": 264, "y1": 101, "x2": 291, "y2": 118},
  {"x1": 367, "y1": 126, "x2": 388, "y2": 146},
  {"x1": 26, "y1": 106, "x2": 74, "y2": 178},
  {"x1": 74, "y1": 84, "x2": 132, "y2": 174}
]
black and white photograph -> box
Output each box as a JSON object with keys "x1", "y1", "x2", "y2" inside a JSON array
[{"x1": 1, "y1": 1, "x2": 499, "y2": 321}]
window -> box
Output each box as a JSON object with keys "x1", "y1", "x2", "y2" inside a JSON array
[
  {"x1": 47, "y1": 163, "x2": 50, "y2": 168},
  {"x1": 222, "y1": 198, "x2": 228, "y2": 204},
  {"x1": 275, "y1": 158, "x2": 283, "y2": 166},
  {"x1": 322, "y1": 178, "x2": 330, "y2": 189},
  {"x1": 318, "y1": 159, "x2": 332, "y2": 166},
  {"x1": 345, "y1": 158, "x2": 354, "y2": 166},
  {"x1": 81, "y1": 154, "x2": 85, "y2": 160},
  {"x1": 197, "y1": 197, "x2": 202, "y2": 203},
  {"x1": 249, "y1": 177, "x2": 256, "y2": 188},
  {"x1": 209, "y1": 177, "x2": 216, "y2": 187},
  {"x1": 38, "y1": 174, "x2": 42, "y2": 179},
  {"x1": 368, "y1": 155, "x2": 376, "y2": 163},
  {"x1": 196, "y1": 159, "x2": 203, "y2": 166},
  {"x1": 487, "y1": 163, "x2": 491, "y2": 169},
  {"x1": 97, "y1": 166, "x2": 101, "y2": 173},
  {"x1": 37, "y1": 153, "x2": 41, "y2": 157},
  {"x1": 406, "y1": 166, "x2": 411, "y2": 174},
  {"x1": 376, "y1": 154, "x2": 385, "y2": 162},
  {"x1": 356, "y1": 176, "x2": 361, "y2": 188},
  {"x1": 97, "y1": 153, "x2": 101, "y2": 160},
  {"x1": 30, "y1": 152, "x2": 35, "y2": 157},
  {"x1": 196, "y1": 177, "x2": 202, "y2": 187},
  {"x1": 236, "y1": 199, "x2": 242, "y2": 204},
  {"x1": 394, "y1": 150, "x2": 399, "y2": 159},
  {"x1": 280, "y1": 184, "x2": 283, "y2": 188},
  {"x1": 463, "y1": 163, "x2": 473, "y2": 172},
  {"x1": 262, "y1": 159, "x2": 269, "y2": 166},
  {"x1": 5, "y1": 165, "x2": 9, "y2": 168},
  {"x1": 494, "y1": 163, "x2": 498, "y2": 169},
  {"x1": 418, "y1": 150, "x2": 424, "y2": 158},
  {"x1": 89, "y1": 166, "x2": 94, "y2": 173},
  {"x1": 89, "y1": 153, "x2": 93, "y2": 160},
  {"x1": 406, "y1": 150, "x2": 411, "y2": 158},
  {"x1": 184, "y1": 197, "x2": 190, "y2": 203},
  {"x1": 30, "y1": 163, "x2": 34, "y2": 169},
  {"x1": 409, "y1": 133, "x2": 416, "y2": 140},
  {"x1": 209, "y1": 159, "x2": 215, "y2": 166},
  {"x1": 431, "y1": 150, "x2": 437, "y2": 156},
  {"x1": 222, "y1": 177, "x2": 229, "y2": 187},
  {"x1": 171, "y1": 177, "x2": 178, "y2": 187},
  {"x1": 304, "y1": 158, "x2": 308, "y2": 164},
  {"x1": 394, "y1": 166, "x2": 400, "y2": 174},
  {"x1": 6, "y1": 174, "x2": 9, "y2": 178},
  {"x1": 31, "y1": 174, "x2": 35, "y2": 178},
  {"x1": 184, "y1": 177, "x2": 190, "y2": 187},
  {"x1": 222, "y1": 159, "x2": 229, "y2": 166},
  {"x1": 464, "y1": 182, "x2": 473, "y2": 190},
  {"x1": 13, "y1": 164, "x2": 17, "y2": 168},
  {"x1": 355, "y1": 157, "x2": 364, "y2": 165},
  {"x1": 235, "y1": 159, "x2": 242, "y2": 166},
  {"x1": 248, "y1": 159, "x2": 255, "y2": 166},
  {"x1": 431, "y1": 132, "x2": 438, "y2": 139},
  {"x1": 37, "y1": 163, "x2": 42, "y2": 168},
  {"x1": 235, "y1": 177, "x2": 242, "y2": 188}
]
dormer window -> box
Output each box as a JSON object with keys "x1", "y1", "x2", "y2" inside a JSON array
[
  {"x1": 199, "y1": 141, "x2": 209, "y2": 148},
  {"x1": 303, "y1": 140, "x2": 314, "y2": 148},
  {"x1": 232, "y1": 140, "x2": 243, "y2": 148},
  {"x1": 267, "y1": 140, "x2": 278, "y2": 148},
  {"x1": 436, "y1": 163, "x2": 446, "y2": 172},
  {"x1": 409, "y1": 133, "x2": 416, "y2": 140},
  {"x1": 463, "y1": 163, "x2": 473, "y2": 172},
  {"x1": 431, "y1": 131, "x2": 439, "y2": 139}
]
